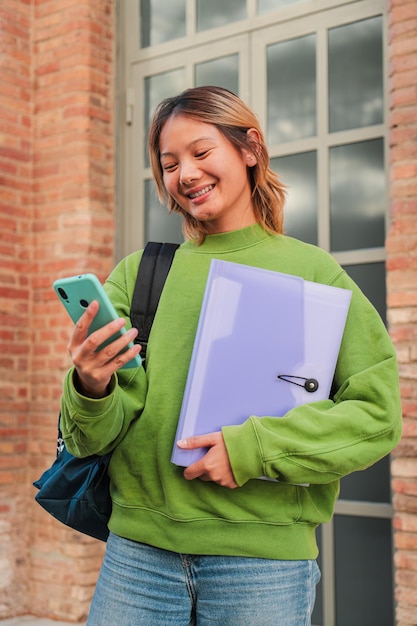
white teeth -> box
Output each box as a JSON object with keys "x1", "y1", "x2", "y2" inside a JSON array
[{"x1": 189, "y1": 185, "x2": 213, "y2": 199}]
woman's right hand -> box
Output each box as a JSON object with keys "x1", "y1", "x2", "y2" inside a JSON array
[{"x1": 67, "y1": 300, "x2": 142, "y2": 399}]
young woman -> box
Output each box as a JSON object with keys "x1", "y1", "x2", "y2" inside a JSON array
[{"x1": 61, "y1": 86, "x2": 402, "y2": 625}]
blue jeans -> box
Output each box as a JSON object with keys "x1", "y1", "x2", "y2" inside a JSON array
[{"x1": 87, "y1": 533, "x2": 320, "y2": 625}]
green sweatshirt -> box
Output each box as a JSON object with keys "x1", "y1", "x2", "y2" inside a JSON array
[{"x1": 60, "y1": 225, "x2": 402, "y2": 559}]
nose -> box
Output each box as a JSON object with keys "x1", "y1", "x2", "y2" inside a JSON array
[{"x1": 179, "y1": 162, "x2": 200, "y2": 186}]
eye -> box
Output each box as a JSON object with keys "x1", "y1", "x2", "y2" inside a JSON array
[{"x1": 162, "y1": 162, "x2": 177, "y2": 172}]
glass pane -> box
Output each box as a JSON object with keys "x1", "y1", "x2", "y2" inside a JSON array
[
  {"x1": 329, "y1": 17, "x2": 383, "y2": 132},
  {"x1": 197, "y1": 0, "x2": 246, "y2": 31},
  {"x1": 343, "y1": 262, "x2": 386, "y2": 324},
  {"x1": 140, "y1": 0, "x2": 186, "y2": 48},
  {"x1": 258, "y1": 0, "x2": 308, "y2": 12},
  {"x1": 271, "y1": 152, "x2": 317, "y2": 245},
  {"x1": 340, "y1": 456, "x2": 391, "y2": 502},
  {"x1": 334, "y1": 516, "x2": 394, "y2": 626},
  {"x1": 195, "y1": 55, "x2": 239, "y2": 94},
  {"x1": 267, "y1": 35, "x2": 316, "y2": 144},
  {"x1": 145, "y1": 180, "x2": 184, "y2": 243},
  {"x1": 144, "y1": 69, "x2": 186, "y2": 165},
  {"x1": 330, "y1": 139, "x2": 385, "y2": 252}
]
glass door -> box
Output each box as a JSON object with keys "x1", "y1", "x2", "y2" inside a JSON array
[{"x1": 119, "y1": 1, "x2": 392, "y2": 623}]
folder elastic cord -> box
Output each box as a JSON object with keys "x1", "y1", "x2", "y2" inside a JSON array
[{"x1": 277, "y1": 375, "x2": 319, "y2": 393}]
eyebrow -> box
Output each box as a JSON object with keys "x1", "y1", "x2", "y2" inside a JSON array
[{"x1": 160, "y1": 136, "x2": 216, "y2": 158}]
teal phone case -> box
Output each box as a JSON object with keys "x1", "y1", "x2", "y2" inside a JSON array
[{"x1": 53, "y1": 273, "x2": 142, "y2": 369}]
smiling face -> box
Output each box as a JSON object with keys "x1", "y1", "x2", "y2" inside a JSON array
[{"x1": 159, "y1": 114, "x2": 257, "y2": 235}]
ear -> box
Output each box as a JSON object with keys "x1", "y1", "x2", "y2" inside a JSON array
[{"x1": 244, "y1": 128, "x2": 261, "y2": 166}]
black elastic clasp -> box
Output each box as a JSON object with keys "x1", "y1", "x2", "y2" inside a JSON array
[{"x1": 277, "y1": 375, "x2": 319, "y2": 393}]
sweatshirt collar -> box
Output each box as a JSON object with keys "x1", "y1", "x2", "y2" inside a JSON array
[{"x1": 181, "y1": 224, "x2": 275, "y2": 254}]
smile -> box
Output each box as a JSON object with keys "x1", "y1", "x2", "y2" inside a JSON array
[{"x1": 188, "y1": 185, "x2": 214, "y2": 199}]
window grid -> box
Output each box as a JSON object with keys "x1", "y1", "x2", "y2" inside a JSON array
[{"x1": 119, "y1": 2, "x2": 390, "y2": 624}]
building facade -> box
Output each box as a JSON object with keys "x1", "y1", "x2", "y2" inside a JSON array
[{"x1": 0, "y1": 0, "x2": 416, "y2": 623}]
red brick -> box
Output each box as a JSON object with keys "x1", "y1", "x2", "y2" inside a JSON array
[
  {"x1": 0, "y1": 0, "x2": 115, "y2": 620},
  {"x1": 396, "y1": 585, "x2": 417, "y2": 607}
]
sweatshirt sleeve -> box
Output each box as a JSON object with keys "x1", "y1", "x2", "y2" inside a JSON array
[
  {"x1": 60, "y1": 252, "x2": 147, "y2": 457},
  {"x1": 60, "y1": 366, "x2": 147, "y2": 457},
  {"x1": 222, "y1": 273, "x2": 403, "y2": 487}
]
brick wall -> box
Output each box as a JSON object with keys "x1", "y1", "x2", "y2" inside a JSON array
[
  {"x1": 387, "y1": 0, "x2": 417, "y2": 623},
  {"x1": 0, "y1": 0, "x2": 115, "y2": 621},
  {"x1": 29, "y1": 1, "x2": 115, "y2": 620},
  {"x1": 0, "y1": 0, "x2": 33, "y2": 616}
]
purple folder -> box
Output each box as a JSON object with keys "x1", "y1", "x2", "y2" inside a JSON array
[{"x1": 171, "y1": 259, "x2": 352, "y2": 467}]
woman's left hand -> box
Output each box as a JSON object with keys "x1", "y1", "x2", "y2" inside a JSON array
[{"x1": 177, "y1": 432, "x2": 238, "y2": 489}]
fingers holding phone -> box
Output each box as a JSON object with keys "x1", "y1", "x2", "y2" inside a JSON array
[
  {"x1": 69, "y1": 303, "x2": 141, "y2": 397},
  {"x1": 54, "y1": 274, "x2": 142, "y2": 398}
]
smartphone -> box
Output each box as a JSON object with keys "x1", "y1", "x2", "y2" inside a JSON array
[{"x1": 53, "y1": 273, "x2": 142, "y2": 369}]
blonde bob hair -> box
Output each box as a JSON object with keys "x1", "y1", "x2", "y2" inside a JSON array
[{"x1": 148, "y1": 86, "x2": 286, "y2": 244}]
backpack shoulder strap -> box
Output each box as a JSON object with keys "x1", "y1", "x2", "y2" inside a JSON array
[{"x1": 130, "y1": 242, "x2": 179, "y2": 366}]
